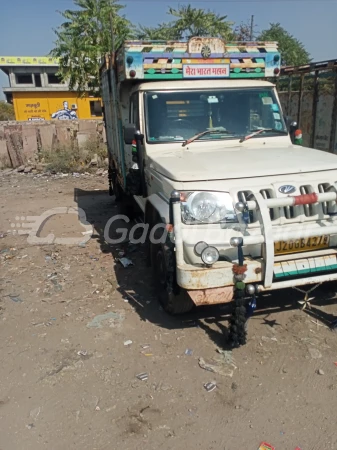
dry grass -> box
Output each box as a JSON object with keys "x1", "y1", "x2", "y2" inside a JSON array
[{"x1": 40, "y1": 136, "x2": 107, "y2": 173}]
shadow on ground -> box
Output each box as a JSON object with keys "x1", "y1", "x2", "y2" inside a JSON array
[{"x1": 75, "y1": 187, "x2": 337, "y2": 348}]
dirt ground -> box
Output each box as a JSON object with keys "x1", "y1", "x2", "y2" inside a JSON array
[{"x1": 1, "y1": 170, "x2": 337, "y2": 450}]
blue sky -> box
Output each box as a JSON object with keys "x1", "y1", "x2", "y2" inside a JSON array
[{"x1": 1, "y1": 0, "x2": 337, "y2": 98}]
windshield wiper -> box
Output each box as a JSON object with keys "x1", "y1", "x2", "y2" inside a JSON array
[
  {"x1": 182, "y1": 127, "x2": 233, "y2": 147},
  {"x1": 239, "y1": 128, "x2": 288, "y2": 143}
]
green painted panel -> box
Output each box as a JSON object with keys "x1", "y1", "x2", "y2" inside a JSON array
[
  {"x1": 144, "y1": 73, "x2": 183, "y2": 79},
  {"x1": 275, "y1": 273, "x2": 285, "y2": 279},
  {"x1": 274, "y1": 263, "x2": 337, "y2": 278},
  {"x1": 230, "y1": 73, "x2": 265, "y2": 78}
]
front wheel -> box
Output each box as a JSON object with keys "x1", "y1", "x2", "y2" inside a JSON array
[{"x1": 151, "y1": 240, "x2": 194, "y2": 315}]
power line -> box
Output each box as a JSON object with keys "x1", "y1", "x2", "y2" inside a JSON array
[
  {"x1": 42, "y1": 0, "x2": 337, "y2": 2},
  {"x1": 121, "y1": 0, "x2": 337, "y2": 2}
]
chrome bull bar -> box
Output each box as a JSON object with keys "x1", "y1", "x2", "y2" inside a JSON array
[
  {"x1": 171, "y1": 190, "x2": 337, "y2": 291},
  {"x1": 244, "y1": 191, "x2": 337, "y2": 210},
  {"x1": 240, "y1": 225, "x2": 337, "y2": 246},
  {"x1": 233, "y1": 191, "x2": 337, "y2": 289}
]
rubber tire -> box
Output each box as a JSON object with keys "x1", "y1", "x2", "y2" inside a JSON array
[
  {"x1": 112, "y1": 172, "x2": 123, "y2": 203},
  {"x1": 151, "y1": 240, "x2": 194, "y2": 315},
  {"x1": 111, "y1": 168, "x2": 139, "y2": 219}
]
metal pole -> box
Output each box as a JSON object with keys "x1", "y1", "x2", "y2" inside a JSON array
[
  {"x1": 297, "y1": 74, "x2": 304, "y2": 126},
  {"x1": 110, "y1": 11, "x2": 115, "y2": 54},
  {"x1": 329, "y1": 70, "x2": 337, "y2": 153},
  {"x1": 310, "y1": 70, "x2": 319, "y2": 148},
  {"x1": 250, "y1": 15, "x2": 254, "y2": 41},
  {"x1": 287, "y1": 75, "x2": 293, "y2": 117}
]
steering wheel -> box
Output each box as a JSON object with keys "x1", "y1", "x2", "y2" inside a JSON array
[{"x1": 170, "y1": 118, "x2": 196, "y2": 129}]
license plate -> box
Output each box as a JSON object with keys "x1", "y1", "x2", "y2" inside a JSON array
[{"x1": 274, "y1": 235, "x2": 330, "y2": 255}]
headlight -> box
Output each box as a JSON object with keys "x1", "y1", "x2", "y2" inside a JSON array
[
  {"x1": 201, "y1": 246, "x2": 219, "y2": 265},
  {"x1": 180, "y1": 191, "x2": 238, "y2": 224}
]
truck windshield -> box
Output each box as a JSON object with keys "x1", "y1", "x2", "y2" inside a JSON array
[{"x1": 145, "y1": 88, "x2": 287, "y2": 144}]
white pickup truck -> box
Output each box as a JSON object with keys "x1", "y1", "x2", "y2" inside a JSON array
[{"x1": 101, "y1": 38, "x2": 337, "y2": 346}]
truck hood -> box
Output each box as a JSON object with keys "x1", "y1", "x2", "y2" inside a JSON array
[{"x1": 149, "y1": 145, "x2": 337, "y2": 182}]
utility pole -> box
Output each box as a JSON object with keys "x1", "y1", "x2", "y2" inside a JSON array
[
  {"x1": 109, "y1": 0, "x2": 116, "y2": 70},
  {"x1": 110, "y1": 11, "x2": 115, "y2": 53},
  {"x1": 250, "y1": 15, "x2": 254, "y2": 41},
  {"x1": 109, "y1": 0, "x2": 115, "y2": 54}
]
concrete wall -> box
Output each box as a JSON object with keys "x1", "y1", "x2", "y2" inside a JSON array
[{"x1": 0, "y1": 119, "x2": 106, "y2": 169}]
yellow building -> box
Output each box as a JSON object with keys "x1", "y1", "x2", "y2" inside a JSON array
[{"x1": 0, "y1": 56, "x2": 102, "y2": 121}]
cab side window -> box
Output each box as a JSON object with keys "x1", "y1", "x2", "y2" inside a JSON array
[{"x1": 129, "y1": 93, "x2": 140, "y2": 129}]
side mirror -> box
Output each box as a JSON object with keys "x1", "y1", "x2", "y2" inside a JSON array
[
  {"x1": 124, "y1": 124, "x2": 136, "y2": 145},
  {"x1": 289, "y1": 121, "x2": 298, "y2": 133},
  {"x1": 285, "y1": 116, "x2": 298, "y2": 132}
]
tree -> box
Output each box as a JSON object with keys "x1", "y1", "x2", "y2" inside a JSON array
[
  {"x1": 257, "y1": 23, "x2": 310, "y2": 67},
  {"x1": 50, "y1": 0, "x2": 133, "y2": 94},
  {"x1": 136, "y1": 23, "x2": 180, "y2": 41},
  {"x1": 0, "y1": 101, "x2": 15, "y2": 121},
  {"x1": 169, "y1": 5, "x2": 234, "y2": 40},
  {"x1": 234, "y1": 19, "x2": 257, "y2": 41},
  {"x1": 136, "y1": 5, "x2": 234, "y2": 41}
]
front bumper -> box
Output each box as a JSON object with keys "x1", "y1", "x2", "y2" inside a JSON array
[
  {"x1": 176, "y1": 258, "x2": 262, "y2": 290},
  {"x1": 177, "y1": 249, "x2": 337, "y2": 290},
  {"x1": 172, "y1": 191, "x2": 337, "y2": 304}
]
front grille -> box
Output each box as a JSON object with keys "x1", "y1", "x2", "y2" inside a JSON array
[
  {"x1": 300, "y1": 185, "x2": 315, "y2": 217},
  {"x1": 284, "y1": 204, "x2": 296, "y2": 219},
  {"x1": 318, "y1": 183, "x2": 335, "y2": 216},
  {"x1": 237, "y1": 181, "x2": 337, "y2": 225},
  {"x1": 260, "y1": 189, "x2": 276, "y2": 220}
]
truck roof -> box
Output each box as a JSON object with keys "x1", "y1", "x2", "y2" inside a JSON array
[
  {"x1": 115, "y1": 37, "x2": 281, "y2": 82},
  {"x1": 137, "y1": 79, "x2": 275, "y2": 91}
]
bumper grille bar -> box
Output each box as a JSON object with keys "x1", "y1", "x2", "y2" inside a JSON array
[{"x1": 244, "y1": 191, "x2": 337, "y2": 211}]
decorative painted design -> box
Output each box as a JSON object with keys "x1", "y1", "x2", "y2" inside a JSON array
[
  {"x1": 116, "y1": 39, "x2": 281, "y2": 81},
  {"x1": 188, "y1": 37, "x2": 226, "y2": 55},
  {"x1": 201, "y1": 45, "x2": 211, "y2": 59},
  {"x1": 274, "y1": 255, "x2": 337, "y2": 279},
  {"x1": 51, "y1": 101, "x2": 78, "y2": 120}
]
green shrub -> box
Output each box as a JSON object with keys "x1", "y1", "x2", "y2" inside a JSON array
[{"x1": 0, "y1": 101, "x2": 15, "y2": 121}]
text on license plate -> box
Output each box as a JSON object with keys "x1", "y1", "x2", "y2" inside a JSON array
[{"x1": 274, "y1": 235, "x2": 330, "y2": 255}]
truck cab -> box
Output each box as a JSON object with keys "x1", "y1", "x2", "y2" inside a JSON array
[{"x1": 101, "y1": 38, "x2": 337, "y2": 346}]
